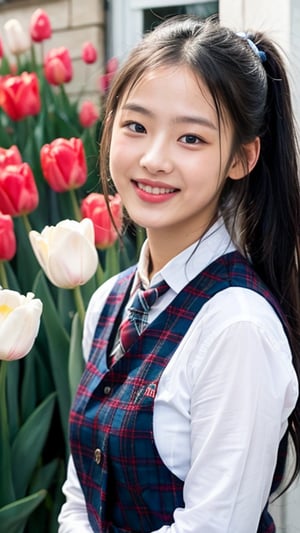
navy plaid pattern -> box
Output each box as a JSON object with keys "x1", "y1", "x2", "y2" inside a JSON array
[
  {"x1": 120, "y1": 280, "x2": 169, "y2": 352},
  {"x1": 70, "y1": 252, "x2": 287, "y2": 533}
]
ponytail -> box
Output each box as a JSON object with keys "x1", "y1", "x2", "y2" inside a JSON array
[{"x1": 237, "y1": 34, "x2": 300, "y2": 487}]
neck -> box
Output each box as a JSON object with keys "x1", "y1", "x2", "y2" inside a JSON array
[{"x1": 147, "y1": 226, "x2": 206, "y2": 279}]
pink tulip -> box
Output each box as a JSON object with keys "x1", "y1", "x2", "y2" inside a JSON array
[
  {"x1": 44, "y1": 47, "x2": 73, "y2": 86},
  {"x1": 40, "y1": 137, "x2": 87, "y2": 192},
  {"x1": 30, "y1": 8, "x2": 52, "y2": 43},
  {"x1": 0, "y1": 145, "x2": 22, "y2": 169},
  {"x1": 79, "y1": 100, "x2": 99, "y2": 128},
  {"x1": 0, "y1": 163, "x2": 39, "y2": 217},
  {"x1": 81, "y1": 192, "x2": 122, "y2": 249},
  {"x1": 0, "y1": 212, "x2": 16, "y2": 261},
  {"x1": 81, "y1": 42, "x2": 97, "y2": 64}
]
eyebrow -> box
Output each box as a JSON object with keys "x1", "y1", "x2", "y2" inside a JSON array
[{"x1": 121, "y1": 103, "x2": 217, "y2": 131}]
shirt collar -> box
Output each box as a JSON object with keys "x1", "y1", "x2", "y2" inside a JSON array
[{"x1": 135, "y1": 217, "x2": 237, "y2": 294}]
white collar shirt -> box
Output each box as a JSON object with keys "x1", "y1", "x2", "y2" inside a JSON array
[{"x1": 58, "y1": 218, "x2": 298, "y2": 533}]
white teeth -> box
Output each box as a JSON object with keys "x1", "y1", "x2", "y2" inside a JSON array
[{"x1": 137, "y1": 182, "x2": 175, "y2": 195}]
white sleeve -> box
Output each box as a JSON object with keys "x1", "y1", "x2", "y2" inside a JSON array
[
  {"x1": 151, "y1": 294, "x2": 298, "y2": 533},
  {"x1": 58, "y1": 456, "x2": 93, "y2": 532}
]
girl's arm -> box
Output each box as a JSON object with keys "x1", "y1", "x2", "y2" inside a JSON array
[
  {"x1": 151, "y1": 301, "x2": 297, "y2": 532},
  {"x1": 58, "y1": 456, "x2": 93, "y2": 532}
]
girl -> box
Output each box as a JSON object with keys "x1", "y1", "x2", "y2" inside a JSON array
[{"x1": 58, "y1": 15, "x2": 300, "y2": 533}]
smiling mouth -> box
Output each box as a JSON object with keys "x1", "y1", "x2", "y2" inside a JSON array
[{"x1": 136, "y1": 181, "x2": 177, "y2": 195}]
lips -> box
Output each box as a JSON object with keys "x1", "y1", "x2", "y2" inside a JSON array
[
  {"x1": 132, "y1": 179, "x2": 178, "y2": 204},
  {"x1": 136, "y1": 181, "x2": 177, "y2": 195}
]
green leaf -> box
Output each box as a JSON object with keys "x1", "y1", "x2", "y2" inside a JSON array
[
  {"x1": 0, "y1": 490, "x2": 46, "y2": 533},
  {"x1": 11, "y1": 392, "x2": 56, "y2": 499},
  {"x1": 32, "y1": 271, "x2": 71, "y2": 444},
  {"x1": 30, "y1": 458, "x2": 60, "y2": 494},
  {"x1": 0, "y1": 361, "x2": 15, "y2": 507},
  {"x1": 48, "y1": 460, "x2": 66, "y2": 533},
  {"x1": 6, "y1": 360, "x2": 20, "y2": 442},
  {"x1": 3, "y1": 260, "x2": 21, "y2": 291},
  {"x1": 20, "y1": 347, "x2": 38, "y2": 421},
  {"x1": 68, "y1": 312, "x2": 85, "y2": 400},
  {"x1": 14, "y1": 217, "x2": 40, "y2": 293}
]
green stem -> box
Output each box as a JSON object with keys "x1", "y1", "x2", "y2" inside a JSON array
[
  {"x1": 30, "y1": 44, "x2": 37, "y2": 71},
  {"x1": 105, "y1": 243, "x2": 120, "y2": 277},
  {"x1": 0, "y1": 360, "x2": 15, "y2": 505},
  {"x1": 0, "y1": 262, "x2": 8, "y2": 289},
  {"x1": 22, "y1": 214, "x2": 32, "y2": 234},
  {"x1": 135, "y1": 225, "x2": 146, "y2": 259},
  {"x1": 73, "y1": 285, "x2": 85, "y2": 324},
  {"x1": 69, "y1": 189, "x2": 81, "y2": 221},
  {"x1": 95, "y1": 261, "x2": 104, "y2": 286}
]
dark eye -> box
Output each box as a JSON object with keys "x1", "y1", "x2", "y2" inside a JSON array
[
  {"x1": 180, "y1": 134, "x2": 201, "y2": 144},
  {"x1": 127, "y1": 122, "x2": 146, "y2": 134}
]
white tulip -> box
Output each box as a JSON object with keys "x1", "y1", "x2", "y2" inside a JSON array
[
  {"x1": 29, "y1": 218, "x2": 98, "y2": 289},
  {"x1": 4, "y1": 19, "x2": 31, "y2": 56},
  {"x1": 0, "y1": 289, "x2": 43, "y2": 361}
]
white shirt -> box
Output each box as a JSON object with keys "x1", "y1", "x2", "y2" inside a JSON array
[{"x1": 58, "y1": 219, "x2": 298, "y2": 533}]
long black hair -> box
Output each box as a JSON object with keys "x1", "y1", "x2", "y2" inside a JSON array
[{"x1": 100, "y1": 15, "x2": 300, "y2": 489}]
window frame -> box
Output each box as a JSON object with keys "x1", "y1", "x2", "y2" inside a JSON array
[{"x1": 107, "y1": 0, "x2": 217, "y2": 59}]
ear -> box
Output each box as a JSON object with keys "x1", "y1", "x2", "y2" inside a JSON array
[{"x1": 228, "y1": 137, "x2": 261, "y2": 180}]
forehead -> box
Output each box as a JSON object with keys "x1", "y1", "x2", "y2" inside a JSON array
[{"x1": 119, "y1": 65, "x2": 215, "y2": 112}]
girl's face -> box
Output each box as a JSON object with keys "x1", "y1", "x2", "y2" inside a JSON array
[{"x1": 109, "y1": 65, "x2": 241, "y2": 253}]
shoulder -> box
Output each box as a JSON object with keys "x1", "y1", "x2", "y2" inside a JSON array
[
  {"x1": 177, "y1": 285, "x2": 293, "y2": 379},
  {"x1": 196, "y1": 286, "x2": 290, "y2": 353},
  {"x1": 176, "y1": 286, "x2": 297, "y2": 413}
]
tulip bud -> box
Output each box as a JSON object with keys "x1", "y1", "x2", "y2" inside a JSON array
[
  {"x1": 0, "y1": 289, "x2": 42, "y2": 361},
  {"x1": 0, "y1": 163, "x2": 39, "y2": 217},
  {"x1": 81, "y1": 41, "x2": 98, "y2": 64},
  {"x1": 81, "y1": 193, "x2": 122, "y2": 249},
  {"x1": 30, "y1": 8, "x2": 52, "y2": 43},
  {"x1": 29, "y1": 218, "x2": 98, "y2": 289},
  {"x1": 79, "y1": 100, "x2": 99, "y2": 128},
  {"x1": 4, "y1": 19, "x2": 31, "y2": 56},
  {"x1": 0, "y1": 72, "x2": 41, "y2": 121},
  {"x1": 0, "y1": 145, "x2": 22, "y2": 168},
  {"x1": 0, "y1": 212, "x2": 16, "y2": 261},
  {"x1": 99, "y1": 57, "x2": 118, "y2": 95},
  {"x1": 40, "y1": 137, "x2": 87, "y2": 193},
  {"x1": 44, "y1": 47, "x2": 73, "y2": 85}
]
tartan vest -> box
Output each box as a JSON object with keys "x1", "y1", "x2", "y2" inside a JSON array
[{"x1": 69, "y1": 251, "x2": 288, "y2": 533}]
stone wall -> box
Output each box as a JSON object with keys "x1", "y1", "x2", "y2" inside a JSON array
[{"x1": 0, "y1": 0, "x2": 105, "y2": 102}]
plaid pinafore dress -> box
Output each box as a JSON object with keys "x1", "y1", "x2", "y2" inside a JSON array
[{"x1": 70, "y1": 251, "x2": 288, "y2": 533}]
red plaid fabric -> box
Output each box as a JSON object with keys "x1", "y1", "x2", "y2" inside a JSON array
[
  {"x1": 119, "y1": 280, "x2": 169, "y2": 353},
  {"x1": 70, "y1": 252, "x2": 287, "y2": 533}
]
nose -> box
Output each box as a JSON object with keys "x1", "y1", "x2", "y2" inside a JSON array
[{"x1": 139, "y1": 136, "x2": 173, "y2": 174}]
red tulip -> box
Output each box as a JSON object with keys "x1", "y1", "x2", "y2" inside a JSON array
[
  {"x1": 44, "y1": 47, "x2": 73, "y2": 86},
  {"x1": 0, "y1": 145, "x2": 22, "y2": 169},
  {"x1": 79, "y1": 100, "x2": 99, "y2": 128},
  {"x1": 30, "y1": 8, "x2": 52, "y2": 43},
  {"x1": 40, "y1": 137, "x2": 87, "y2": 193},
  {"x1": 81, "y1": 41, "x2": 97, "y2": 64},
  {"x1": 0, "y1": 72, "x2": 41, "y2": 121},
  {"x1": 0, "y1": 38, "x2": 4, "y2": 60},
  {"x1": 0, "y1": 212, "x2": 16, "y2": 260},
  {"x1": 81, "y1": 192, "x2": 122, "y2": 249},
  {"x1": 0, "y1": 163, "x2": 39, "y2": 216}
]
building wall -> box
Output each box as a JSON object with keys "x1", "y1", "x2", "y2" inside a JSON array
[
  {"x1": 220, "y1": 0, "x2": 300, "y2": 129},
  {"x1": 0, "y1": 0, "x2": 105, "y2": 102}
]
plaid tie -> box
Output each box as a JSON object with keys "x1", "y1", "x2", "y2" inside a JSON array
[{"x1": 119, "y1": 280, "x2": 169, "y2": 353}]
